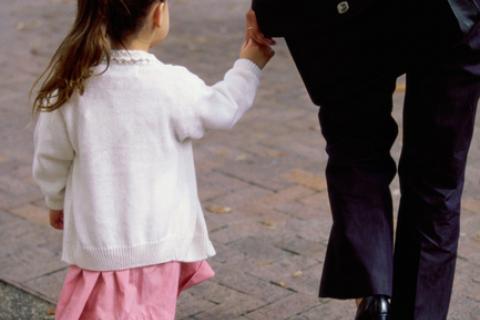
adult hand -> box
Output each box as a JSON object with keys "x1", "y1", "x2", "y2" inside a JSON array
[
  {"x1": 49, "y1": 209, "x2": 64, "y2": 230},
  {"x1": 245, "y1": 9, "x2": 276, "y2": 46}
]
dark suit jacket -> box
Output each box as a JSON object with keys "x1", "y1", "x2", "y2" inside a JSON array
[
  {"x1": 252, "y1": 0, "x2": 480, "y2": 37},
  {"x1": 449, "y1": 0, "x2": 480, "y2": 32}
]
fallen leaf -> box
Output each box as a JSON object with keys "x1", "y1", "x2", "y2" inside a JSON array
[
  {"x1": 259, "y1": 220, "x2": 276, "y2": 229},
  {"x1": 30, "y1": 48, "x2": 40, "y2": 56},
  {"x1": 473, "y1": 232, "x2": 480, "y2": 242},
  {"x1": 214, "y1": 147, "x2": 230, "y2": 157},
  {"x1": 284, "y1": 169, "x2": 327, "y2": 192},
  {"x1": 16, "y1": 22, "x2": 25, "y2": 31},
  {"x1": 235, "y1": 154, "x2": 248, "y2": 161},
  {"x1": 267, "y1": 150, "x2": 286, "y2": 158},
  {"x1": 271, "y1": 280, "x2": 288, "y2": 288},
  {"x1": 292, "y1": 271, "x2": 303, "y2": 278},
  {"x1": 256, "y1": 260, "x2": 274, "y2": 267},
  {"x1": 194, "y1": 36, "x2": 208, "y2": 44},
  {"x1": 206, "y1": 205, "x2": 232, "y2": 214}
]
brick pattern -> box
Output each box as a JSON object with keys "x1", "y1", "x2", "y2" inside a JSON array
[{"x1": 1, "y1": 0, "x2": 480, "y2": 319}]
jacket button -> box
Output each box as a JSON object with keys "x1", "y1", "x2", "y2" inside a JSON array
[{"x1": 337, "y1": 1, "x2": 350, "y2": 14}]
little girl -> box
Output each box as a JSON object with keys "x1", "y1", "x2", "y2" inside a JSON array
[{"x1": 32, "y1": 0, "x2": 273, "y2": 319}]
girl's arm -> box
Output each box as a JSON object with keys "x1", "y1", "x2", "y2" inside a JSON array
[
  {"x1": 172, "y1": 21, "x2": 274, "y2": 142},
  {"x1": 32, "y1": 110, "x2": 74, "y2": 210},
  {"x1": 173, "y1": 57, "x2": 262, "y2": 142}
]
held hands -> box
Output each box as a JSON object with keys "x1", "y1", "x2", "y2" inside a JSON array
[
  {"x1": 49, "y1": 209, "x2": 64, "y2": 230},
  {"x1": 245, "y1": 9, "x2": 276, "y2": 47},
  {"x1": 240, "y1": 10, "x2": 275, "y2": 69}
]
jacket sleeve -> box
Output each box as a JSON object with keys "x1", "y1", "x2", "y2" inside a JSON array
[
  {"x1": 447, "y1": 0, "x2": 480, "y2": 32},
  {"x1": 173, "y1": 59, "x2": 262, "y2": 142},
  {"x1": 252, "y1": 0, "x2": 294, "y2": 37},
  {"x1": 32, "y1": 109, "x2": 75, "y2": 210}
]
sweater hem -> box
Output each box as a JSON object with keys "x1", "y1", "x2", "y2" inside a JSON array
[{"x1": 61, "y1": 236, "x2": 216, "y2": 272}]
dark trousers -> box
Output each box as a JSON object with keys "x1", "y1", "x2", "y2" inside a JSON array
[{"x1": 285, "y1": 1, "x2": 480, "y2": 319}]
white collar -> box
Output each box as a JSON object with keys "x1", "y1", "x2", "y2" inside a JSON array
[{"x1": 109, "y1": 49, "x2": 157, "y2": 64}]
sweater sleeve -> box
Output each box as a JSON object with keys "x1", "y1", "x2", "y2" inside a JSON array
[
  {"x1": 173, "y1": 58, "x2": 262, "y2": 141},
  {"x1": 32, "y1": 109, "x2": 75, "y2": 210}
]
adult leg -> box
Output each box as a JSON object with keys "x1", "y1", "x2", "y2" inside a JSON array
[
  {"x1": 393, "y1": 2, "x2": 480, "y2": 318},
  {"x1": 285, "y1": 3, "x2": 402, "y2": 299},
  {"x1": 393, "y1": 60, "x2": 480, "y2": 320},
  {"x1": 317, "y1": 75, "x2": 398, "y2": 299}
]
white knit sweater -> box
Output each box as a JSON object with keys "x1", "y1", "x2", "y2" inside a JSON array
[{"x1": 32, "y1": 50, "x2": 261, "y2": 271}]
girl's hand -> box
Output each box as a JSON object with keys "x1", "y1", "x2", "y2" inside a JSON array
[
  {"x1": 49, "y1": 210, "x2": 64, "y2": 230},
  {"x1": 245, "y1": 10, "x2": 276, "y2": 47},
  {"x1": 240, "y1": 38, "x2": 275, "y2": 69},
  {"x1": 240, "y1": 10, "x2": 275, "y2": 69}
]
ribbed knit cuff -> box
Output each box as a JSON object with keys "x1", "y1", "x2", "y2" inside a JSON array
[
  {"x1": 234, "y1": 59, "x2": 262, "y2": 80},
  {"x1": 46, "y1": 197, "x2": 64, "y2": 210}
]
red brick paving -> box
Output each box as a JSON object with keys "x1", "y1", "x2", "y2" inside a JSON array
[{"x1": 0, "y1": 0, "x2": 479, "y2": 319}]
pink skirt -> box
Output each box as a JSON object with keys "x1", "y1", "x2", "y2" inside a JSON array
[{"x1": 54, "y1": 261, "x2": 214, "y2": 320}]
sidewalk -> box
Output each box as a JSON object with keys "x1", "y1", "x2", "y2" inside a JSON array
[
  {"x1": 0, "y1": 0, "x2": 479, "y2": 319},
  {"x1": 0, "y1": 280, "x2": 54, "y2": 320}
]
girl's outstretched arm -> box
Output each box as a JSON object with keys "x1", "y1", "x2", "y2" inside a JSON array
[
  {"x1": 172, "y1": 13, "x2": 274, "y2": 142},
  {"x1": 172, "y1": 59, "x2": 261, "y2": 142}
]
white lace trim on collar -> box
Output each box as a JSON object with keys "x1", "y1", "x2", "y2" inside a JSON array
[{"x1": 109, "y1": 50, "x2": 157, "y2": 64}]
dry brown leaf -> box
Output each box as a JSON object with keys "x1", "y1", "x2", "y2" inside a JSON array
[
  {"x1": 473, "y1": 232, "x2": 480, "y2": 242},
  {"x1": 292, "y1": 271, "x2": 303, "y2": 278},
  {"x1": 235, "y1": 154, "x2": 248, "y2": 161},
  {"x1": 259, "y1": 220, "x2": 276, "y2": 229},
  {"x1": 215, "y1": 149, "x2": 229, "y2": 157},
  {"x1": 256, "y1": 260, "x2": 274, "y2": 267},
  {"x1": 30, "y1": 48, "x2": 40, "y2": 56},
  {"x1": 16, "y1": 22, "x2": 25, "y2": 31},
  {"x1": 194, "y1": 36, "x2": 208, "y2": 44},
  {"x1": 206, "y1": 205, "x2": 232, "y2": 214},
  {"x1": 284, "y1": 169, "x2": 327, "y2": 192},
  {"x1": 265, "y1": 149, "x2": 286, "y2": 158}
]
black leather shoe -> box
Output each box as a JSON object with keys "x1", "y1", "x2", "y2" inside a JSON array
[{"x1": 355, "y1": 295, "x2": 391, "y2": 320}]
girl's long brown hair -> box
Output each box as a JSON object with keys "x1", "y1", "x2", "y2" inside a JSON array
[{"x1": 32, "y1": 0, "x2": 161, "y2": 113}]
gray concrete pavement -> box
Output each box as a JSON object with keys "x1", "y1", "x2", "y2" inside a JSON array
[{"x1": 0, "y1": 280, "x2": 55, "y2": 320}]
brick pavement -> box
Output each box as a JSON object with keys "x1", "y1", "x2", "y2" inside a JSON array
[{"x1": 0, "y1": 0, "x2": 479, "y2": 319}]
